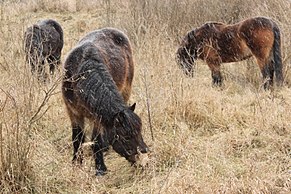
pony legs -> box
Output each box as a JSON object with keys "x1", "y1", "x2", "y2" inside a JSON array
[
  {"x1": 91, "y1": 121, "x2": 109, "y2": 176},
  {"x1": 208, "y1": 63, "x2": 223, "y2": 86},
  {"x1": 253, "y1": 44, "x2": 274, "y2": 89},
  {"x1": 256, "y1": 57, "x2": 274, "y2": 89},
  {"x1": 68, "y1": 111, "x2": 85, "y2": 164},
  {"x1": 47, "y1": 54, "x2": 61, "y2": 75},
  {"x1": 31, "y1": 60, "x2": 47, "y2": 82}
]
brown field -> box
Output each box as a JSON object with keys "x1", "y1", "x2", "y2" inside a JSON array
[{"x1": 0, "y1": 0, "x2": 290, "y2": 193}]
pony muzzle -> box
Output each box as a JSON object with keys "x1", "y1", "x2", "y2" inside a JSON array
[{"x1": 134, "y1": 148, "x2": 150, "y2": 167}]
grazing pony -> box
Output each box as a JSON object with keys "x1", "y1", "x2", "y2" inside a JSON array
[
  {"x1": 176, "y1": 17, "x2": 283, "y2": 89},
  {"x1": 62, "y1": 28, "x2": 149, "y2": 176},
  {"x1": 24, "y1": 19, "x2": 63, "y2": 79}
]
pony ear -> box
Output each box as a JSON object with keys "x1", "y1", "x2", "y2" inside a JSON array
[{"x1": 129, "y1": 103, "x2": 136, "y2": 112}]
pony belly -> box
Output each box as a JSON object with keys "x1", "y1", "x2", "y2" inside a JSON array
[
  {"x1": 64, "y1": 96, "x2": 93, "y2": 121},
  {"x1": 221, "y1": 42, "x2": 252, "y2": 63}
]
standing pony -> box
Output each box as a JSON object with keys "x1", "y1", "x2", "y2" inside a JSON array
[
  {"x1": 24, "y1": 19, "x2": 63, "y2": 79},
  {"x1": 176, "y1": 17, "x2": 283, "y2": 89},
  {"x1": 62, "y1": 28, "x2": 149, "y2": 176}
]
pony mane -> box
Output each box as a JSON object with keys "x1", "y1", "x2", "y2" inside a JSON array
[
  {"x1": 73, "y1": 43, "x2": 141, "y2": 135},
  {"x1": 76, "y1": 66, "x2": 125, "y2": 127}
]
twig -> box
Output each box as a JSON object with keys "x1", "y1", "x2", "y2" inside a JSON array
[
  {"x1": 0, "y1": 123, "x2": 3, "y2": 172},
  {"x1": 29, "y1": 76, "x2": 62, "y2": 125},
  {"x1": 142, "y1": 66, "x2": 154, "y2": 141},
  {"x1": 158, "y1": 165, "x2": 176, "y2": 194},
  {"x1": 0, "y1": 89, "x2": 8, "y2": 112},
  {"x1": 0, "y1": 88, "x2": 20, "y2": 155},
  {"x1": 0, "y1": 88, "x2": 19, "y2": 130}
]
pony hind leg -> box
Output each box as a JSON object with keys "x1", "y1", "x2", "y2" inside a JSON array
[
  {"x1": 91, "y1": 121, "x2": 108, "y2": 176},
  {"x1": 254, "y1": 53, "x2": 274, "y2": 90},
  {"x1": 47, "y1": 55, "x2": 61, "y2": 75},
  {"x1": 36, "y1": 61, "x2": 48, "y2": 82},
  {"x1": 29, "y1": 57, "x2": 46, "y2": 81},
  {"x1": 263, "y1": 60, "x2": 275, "y2": 89},
  {"x1": 69, "y1": 112, "x2": 85, "y2": 164},
  {"x1": 245, "y1": 29, "x2": 275, "y2": 89}
]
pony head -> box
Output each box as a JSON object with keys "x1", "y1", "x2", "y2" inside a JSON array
[
  {"x1": 109, "y1": 103, "x2": 149, "y2": 164},
  {"x1": 176, "y1": 29, "x2": 199, "y2": 77}
]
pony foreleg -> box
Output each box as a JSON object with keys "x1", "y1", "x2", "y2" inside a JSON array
[
  {"x1": 72, "y1": 125, "x2": 85, "y2": 164},
  {"x1": 70, "y1": 114, "x2": 85, "y2": 164},
  {"x1": 208, "y1": 63, "x2": 223, "y2": 86},
  {"x1": 92, "y1": 123, "x2": 108, "y2": 176}
]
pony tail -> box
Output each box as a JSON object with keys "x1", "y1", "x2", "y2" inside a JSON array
[{"x1": 272, "y1": 24, "x2": 283, "y2": 85}]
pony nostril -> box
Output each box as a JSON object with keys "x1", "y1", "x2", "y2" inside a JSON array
[
  {"x1": 141, "y1": 147, "x2": 149, "y2": 153},
  {"x1": 137, "y1": 145, "x2": 149, "y2": 154}
]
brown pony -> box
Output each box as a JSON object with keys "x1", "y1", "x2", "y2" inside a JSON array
[
  {"x1": 62, "y1": 28, "x2": 149, "y2": 176},
  {"x1": 24, "y1": 19, "x2": 63, "y2": 79},
  {"x1": 176, "y1": 16, "x2": 283, "y2": 89}
]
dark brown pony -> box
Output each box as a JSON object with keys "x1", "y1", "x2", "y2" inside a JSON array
[
  {"x1": 24, "y1": 19, "x2": 63, "y2": 79},
  {"x1": 62, "y1": 28, "x2": 148, "y2": 176},
  {"x1": 176, "y1": 17, "x2": 283, "y2": 89}
]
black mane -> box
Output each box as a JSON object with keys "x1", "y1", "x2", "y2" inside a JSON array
[{"x1": 75, "y1": 56, "x2": 126, "y2": 128}]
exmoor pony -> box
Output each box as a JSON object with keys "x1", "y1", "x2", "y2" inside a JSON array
[
  {"x1": 62, "y1": 28, "x2": 149, "y2": 176},
  {"x1": 176, "y1": 17, "x2": 283, "y2": 89},
  {"x1": 24, "y1": 19, "x2": 63, "y2": 79}
]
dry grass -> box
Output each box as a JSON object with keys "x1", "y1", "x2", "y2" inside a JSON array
[{"x1": 0, "y1": 0, "x2": 290, "y2": 193}]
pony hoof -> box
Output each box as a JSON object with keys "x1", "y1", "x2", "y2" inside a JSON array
[{"x1": 95, "y1": 170, "x2": 107, "y2": 176}]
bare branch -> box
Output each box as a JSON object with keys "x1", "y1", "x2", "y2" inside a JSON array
[
  {"x1": 142, "y1": 66, "x2": 155, "y2": 141},
  {"x1": 29, "y1": 76, "x2": 62, "y2": 125}
]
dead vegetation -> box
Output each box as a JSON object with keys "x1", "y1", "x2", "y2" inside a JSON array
[{"x1": 0, "y1": 0, "x2": 290, "y2": 193}]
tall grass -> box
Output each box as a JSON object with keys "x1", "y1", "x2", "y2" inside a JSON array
[{"x1": 0, "y1": 0, "x2": 290, "y2": 193}]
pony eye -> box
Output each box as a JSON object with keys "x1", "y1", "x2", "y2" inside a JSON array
[{"x1": 127, "y1": 149, "x2": 133, "y2": 155}]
